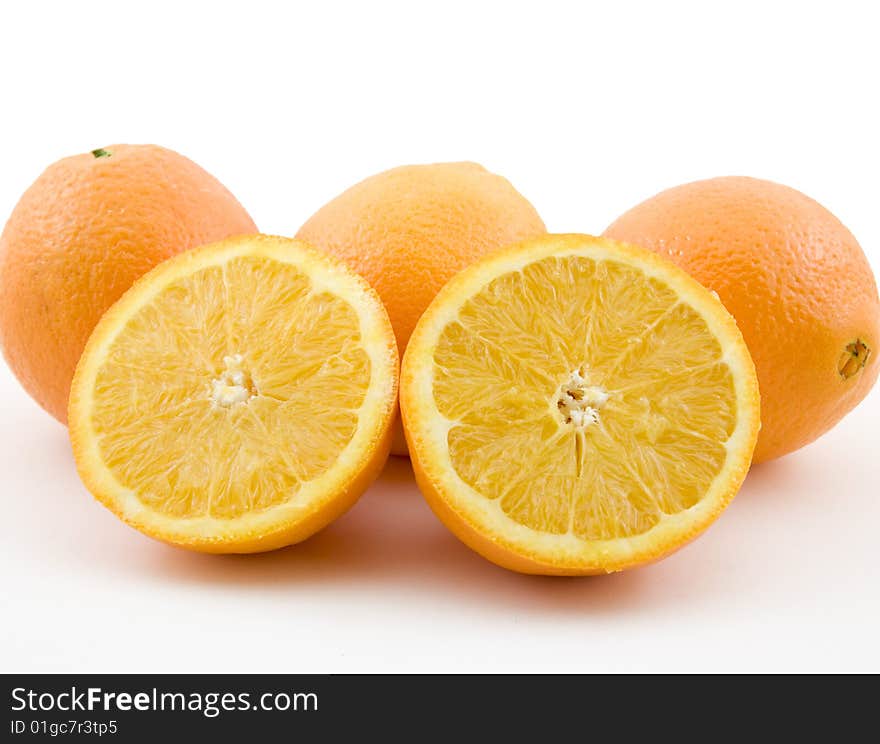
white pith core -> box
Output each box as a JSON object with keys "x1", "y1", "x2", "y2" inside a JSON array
[
  {"x1": 555, "y1": 368, "x2": 609, "y2": 429},
  {"x1": 210, "y1": 354, "x2": 256, "y2": 407}
]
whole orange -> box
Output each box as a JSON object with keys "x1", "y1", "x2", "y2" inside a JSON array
[
  {"x1": 297, "y1": 162, "x2": 546, "y2": 454},
  {"x1": 0, "y1": 144, "x2": 256, "y2": 423},
  {"x1": 604, "y1": 176, "x2": 879, "y2": 463}
]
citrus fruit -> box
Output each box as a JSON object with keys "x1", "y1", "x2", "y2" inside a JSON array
[
  {"x1": 296, "y1": 161, "x2": 546, "y2": 454},
  {"x1": 604, "y1": 176, "x2": 880, "y2": 462},
  {"x1": 400, "y1": 234, "x2": 760, "y2": 575},
  {"x1": 0, "y1": 144, "x2": 256, "y2": 423},
  {"x1": 69, "y1": 235, "x2": 398, "y2": 553}
]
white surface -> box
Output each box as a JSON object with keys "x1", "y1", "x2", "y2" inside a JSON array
[{"x1": 1, "y1": 1, "x2": 878, "y2": 673}]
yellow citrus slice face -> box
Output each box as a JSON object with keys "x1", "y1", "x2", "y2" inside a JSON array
[
  {"x1": 69, "y1": 235, "x2": 398, "y2": 553},
  {"x1": 401, "y1": 234, "x2": 760, "y2": 574}
]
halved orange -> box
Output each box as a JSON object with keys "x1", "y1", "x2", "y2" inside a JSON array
[
  {"x1": 69, "y1": 235, "x2": 398, "y2": 553},
  {"x1": 401, "y1": 234, "x2": 760, "y2": 574}
]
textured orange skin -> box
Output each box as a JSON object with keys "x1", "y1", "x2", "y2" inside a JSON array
[
  {"x1": 296, "y1": 162, "x2": 546, "y2": 455},
  {"x1": 605, "y1": 177, "x2": 880, "y2": 462},
  {"x1": 0, "y1": 144, "x2": 256, "y2": 423}
]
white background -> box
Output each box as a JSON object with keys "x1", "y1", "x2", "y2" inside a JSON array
[{"x1": 1, "y1": 1, "x2": 878, "y2": 673}]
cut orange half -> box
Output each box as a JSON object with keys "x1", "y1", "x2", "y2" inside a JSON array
[
  {"x1": 400, "y1": 234, "x2": 760, "y2": 574},
  {"x1": 69, "y1": 235, "x2": 398, "y2": 553}
]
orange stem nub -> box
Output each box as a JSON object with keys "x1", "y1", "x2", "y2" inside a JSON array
[{"x1": 838, "y1": 339, "x2": 871, "y2": 380}]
